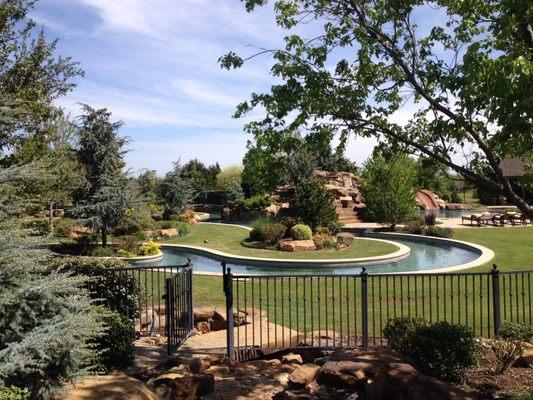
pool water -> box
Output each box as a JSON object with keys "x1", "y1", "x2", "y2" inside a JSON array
[
  {"x1": 418, "y1": 209, "x2": 476, "y2": 219},
  {"x1": 135, "y1": 234, "x2": 480, "y2": 275}
]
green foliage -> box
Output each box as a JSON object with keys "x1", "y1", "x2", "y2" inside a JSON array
[
  {"x1": 424, "y1": 213, "x2": 437, "y2": 226},
  {"x1": 383, "y1": 317, "x2": 427, "y2": 354},
  {"x1": 138, "y1": 242, "x2": 161, "y2": 256},
  {"x1": 216, "y1": 165, "x2": 243, "y2": 192},
  {"x1": 223, "y1": 0, "x2": 533, "y2": 217},
  {"x1": 237, "y1": 195, "x2": 277, "y2": 212},
  {"x1": 403, "y1": 219, "x2": 425, "y2": 234},
  {"x1": 0, "y1": 0, "x2": 82, "y2": 152},
  {"x1": 424, "y1": 226, "x2": 454, "y2": 238},
  {"x1": 335, "y1": 233, "x2": 353, "y2": 248},
  {"x1": 249, "y1": 218, "x2": 287, "y2": 243},
  {"x1": 179, "y1": 159, "x2": 220, "y2": 200},
  {"x1": 114, "y1": 205, "x2": 154, "y2": 236},
  {"x1": 153, "y1": 220, "x2": 189, "y2": 236},
  {"x1": 91, "y1": 308, "x2": 135, "y2": 373},
  {"x1": 115, "y1": 235, "x2": 141, "y2": 255},
  {"x1": 290, "y1": 224, "x2": 312, "y2": 240},
  {"x1": 21, "y1": 219, "x2": 50, "y2": 236},
  {"x1": 293, "y1": 179, "x2": 340, "y2": 232},
  {"x1": 410, "y1": 322, "x2": 480, "y2": 381},
  {"x1": 161, "y1": 163, "x2": 194, "y2": 219},
  {"x1": 0, "y1": 386, "x2": 29, "y2": 400},
  {"x1": 491, "y1": 338, "x2": 524, "y2": 374},
  {"x1": 313, "y1": 233, "x2": 336, "y2": 249},
  {"x1": 178, "y1": 210, "x2": 196, "y2": 223},
  {"x1": 361, "y1": 154, "x2": 417, "y2": 229},
  {"x1": 56, "y1": 258, "x2": 140, "y2": 318},
  {"x1": 500, "y1": 321, "x2": 532, "y2": 342},
  {"x1": 384, "y1": 318, "x2": 480, "y2": 381},
  {"x1": 74, "y1": 105, "x2": 133, "y2": 247}
]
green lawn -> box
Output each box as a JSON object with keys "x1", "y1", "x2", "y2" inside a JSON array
[
  {"x1": 160, "y1": 223, "x2": 399, "y2": 260},
  {"x1": 453, "y1": 227, "x2": 533, "y2": 272},
  {"x1": 143, "y1": 226, "x2": 532, "y2": 341}
]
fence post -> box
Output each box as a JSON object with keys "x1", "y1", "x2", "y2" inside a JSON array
[
  {"x1": 361, "y1": 267, "x2": 369, "y2": 348},
  {"x1": 222, "y1": 262, "x2": 235, "y2": 358},
  {"x1": 187, "y1": 260, "x2": 194, "y2": 334},
  {"x1": 165, "y1": 277, "x2": 174, "y2": 355},
  {"x1": 491, "y1": 264, "x2": 501, "y2": 337}
]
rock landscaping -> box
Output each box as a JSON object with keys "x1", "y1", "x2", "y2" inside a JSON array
[{"x1": 69, "y1": 346, "x2": 488, "y2": 400}]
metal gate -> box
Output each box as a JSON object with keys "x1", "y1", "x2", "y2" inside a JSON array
[{"x1": 166, "y1": 263, "x2": 194, "y2": 353}]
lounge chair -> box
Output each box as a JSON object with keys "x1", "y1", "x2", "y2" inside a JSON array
[{"x1": 462, "y1": 213, "x2": 485, "y2": 227}]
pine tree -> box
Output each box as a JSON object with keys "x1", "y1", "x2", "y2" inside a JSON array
[
  {"x1": 0, "y1": 165, "x2": 102, "y2": 399},
  {"x1": 74, "y1": 104, "x2": 133, "y2": 246}
]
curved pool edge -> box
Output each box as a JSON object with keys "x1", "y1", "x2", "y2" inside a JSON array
[
  {"x1": 161, "y1": 238, "x2": 410, "y2": 269},
  {"x1": 370, "y1": 232, "x2": 495, "y2": 273}
]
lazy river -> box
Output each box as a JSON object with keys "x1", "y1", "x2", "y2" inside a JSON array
[{"x1": 132, "y1": 233, "x2": 488, "y2": 275}]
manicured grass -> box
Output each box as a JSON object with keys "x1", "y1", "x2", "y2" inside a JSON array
[
  {"x1": 453, "y1": 227, "x2": 533, "y2": 272},
  {"x1": 160, "y1": 223, "x2": 399, "y2": 260},
  {"x1": 183, "y1": 226, "x2": 532, "y2": 340}
]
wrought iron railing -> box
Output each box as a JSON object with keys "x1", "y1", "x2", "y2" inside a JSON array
[
  {"x1": 91, "y1": 263, "x2": 192, "y2": 337},
  {"x1": 223, "y1": 264, "x2": 531, "y2": 358},
  {"x1": 166, "y1": 264, "x2": 194, "y2": 353}
]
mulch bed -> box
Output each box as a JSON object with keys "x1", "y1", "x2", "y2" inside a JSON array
[{"x1": 459, "y1": 358, "x2": 532, "y2": 399}]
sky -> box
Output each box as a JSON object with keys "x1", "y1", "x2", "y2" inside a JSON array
[{"x1": 31, "y1": 0, "x2": 382, "y2": 175}]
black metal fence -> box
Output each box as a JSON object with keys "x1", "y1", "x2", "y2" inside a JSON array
[
  {"x1": 223, "y1": 265, "x2": 531, "y2": 358},
  {"x1": 166, "y1": 264, "x2": 194, "y2": 353},
  {"x1": 93, "y1": 263, "x2": 192, "y2": 337}
]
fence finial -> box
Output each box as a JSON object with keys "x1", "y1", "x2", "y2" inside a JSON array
[{"x1": 492, "y1": 264, "x2": 498, "y2": 272}]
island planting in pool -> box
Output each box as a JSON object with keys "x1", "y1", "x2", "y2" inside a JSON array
[{"x1": 134, "y1": 223, "x2": 484, "y2": 275}]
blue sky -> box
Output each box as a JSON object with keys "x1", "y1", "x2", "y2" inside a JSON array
[{"x1": 32, "y1": 0, "x2": 427, "y2": 175}]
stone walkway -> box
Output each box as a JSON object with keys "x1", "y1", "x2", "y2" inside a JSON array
[{"x1": 345, "y1": 217, "x2": 531, "y2": 230}]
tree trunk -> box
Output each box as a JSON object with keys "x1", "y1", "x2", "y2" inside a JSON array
[
  {"x1": 48, "y1": 202, "x2": 54, "y2": 233},
  {"x1": 101, "y1": 227, "x2": 107, "y2": 248}
]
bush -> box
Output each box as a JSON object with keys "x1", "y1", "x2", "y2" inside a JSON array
[
  {"x1": 87, "y1": 246, "x2": 117, "y2": 257},
  {"x1": 22, "y1": 219, "x2": 50, "y2": 236},
  {"x1": 404, "y1": 219, "x2": 425, "y2": 234},
  {"x1": 114, "y1": 206, "x2": 154, "y2": 236},
  {"x1": 290, "y1": 224, "x2": 312, "y2": 240},
  {"x1": 383, "y1": 317, "x2": 426, "y2": 354},
  {"x1": 139, "y1": 241, "x2": 161, "y2": 256},
  {"x1": 53, "y1": 218, "x2": 76, "y2": 237},
  {"x1": 424, "y1": 212, "x2": 437, "y2": 226},
  {"x1": 278, "y1": 216, "x2": 299, "y2": 234},
  {"x1": 153, "y1": 220, "x2": 189, "y2": 236},
  {"x1": 56, "y1": 258, "x2": 140, "y2": 318},
  {"x1": 361, "y1": 154, "x2": 418, "y2": 229},
  {"x1": 491, "y1": 338, "x2": 523, "y2": 374},
  {"x1": 249, "y1": 218, "x2": 287, "y2": 243},
  {"x1": 115, "y1": 235, "x2": 141, "y2": 254},
  {"x1": 313, "y1": 233, "x2": 336, "y2": 249},
  {"x1": 500, "y1": 321, "x2": 532, "y2": 341},
  {"x1": 336, "y1": 233, "x2": 354, "y2": 248},
  {"x1": 0, "y1": 387, "x2": 29, "y2": 400},
  {"x1": 424, "y1": 226, "x2": 453, "y2": 238},
  {"x1": 238, "y1": 195, "x2": 277, "y2": 212},
  {"x1": 409, "y1": 321, "x2": 479, "y2": 381},
  {"x1": 315, "y1": 226, "x2": 331, "y2": 236},
  {"x1": 91, "y1": 308, "x2": 135, "y2": 373},
  {"x1": 293, "y1": 179, "x2": 340, "y2": 232},
  {"x1": 492, "y1": 321, "x2": 533, "y2": 374},
  {"x1": 178, "y1": 210, "x2": 196, "y2": 223}
]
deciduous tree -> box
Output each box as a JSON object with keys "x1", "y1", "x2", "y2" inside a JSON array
[{"x1": 222, "y1": 0, "x2": 533, "y2": 217}]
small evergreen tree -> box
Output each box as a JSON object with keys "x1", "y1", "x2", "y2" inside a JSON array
[
  {"x1": 361, "y1": 154, "x2": 417, "y2": 229},
  {"x1": 293, "y1": 178, "x2": 340, "y2": 232},
  {"x1": 162, "y1": 162, "x2": 194, "y2": 219},
  {"x1": 74, "y1": 105, "x2": 133, "y2": 246},
  {"x1": 0, "y1": 165, "x2": 102, "y2": 399}
]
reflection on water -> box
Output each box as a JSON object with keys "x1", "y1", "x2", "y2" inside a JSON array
[{"x1": 133, "y1": 234, "x2": 480, "y2": 275}]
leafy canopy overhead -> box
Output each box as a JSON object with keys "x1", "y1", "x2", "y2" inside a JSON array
[{"x1": 222, "y1": 0, "x2": 533, "y2": 216}]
